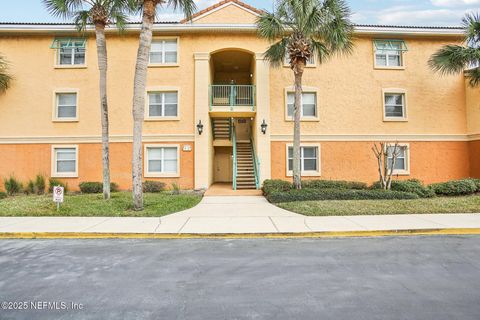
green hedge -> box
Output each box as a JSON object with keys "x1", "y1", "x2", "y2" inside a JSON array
[
  {"x1": 303, "y1": 180, "x2": 368, "y2": 190},
  {"x1": 266, "y1": 188, "x2": 419, "y2": 203},
  {"x1": 48, "y1": 178, "x2": 68, "y2": 193},
  {"x1": 143, "y1": 181, "x2": 166, "y2": 193},
  {"x1": 0, "y1": 192, "x2": 6, "y2": 200},
  {"x1": 429, "y1": 179, "x2": 478, "y2": 196},
  {"x1": 371, "y1": 179, "x2": 435, "y2": 198},
  {"x1": 79, "y1": 182, "x2": 119, "y2": 194},
  {"x1": 262, "y1": 180, "x2": 292, "y2": 195}
]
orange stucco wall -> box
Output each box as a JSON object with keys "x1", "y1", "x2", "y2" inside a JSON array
[
  {"x1": 0, "y1": 142, "x2": 194, "y2": 191},
  {"x1": 469, "y1": 140, "x2": 480, "y2": 178},
  {"x1": 271, "y1": 141, "x2": 471, "y2": 185}
]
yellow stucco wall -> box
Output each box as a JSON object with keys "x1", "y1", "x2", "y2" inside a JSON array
[
  {"x1": 466, "y1": 80, "x2": 480, "y2": 134},
  {"x1": 192, "y1": 3, "x2": 258, "y2": 24}
]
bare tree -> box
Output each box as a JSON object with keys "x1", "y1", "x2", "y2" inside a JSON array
[{"x1": 372, "y1": 142, "x2": 403, "y2": 190}]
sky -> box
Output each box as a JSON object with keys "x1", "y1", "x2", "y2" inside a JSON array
[{"x1": 0, "y1": 0, "x2": 478, "y2": 26}]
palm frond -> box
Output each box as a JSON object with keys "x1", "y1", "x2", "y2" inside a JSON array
[
  {"x1": 73, "y1": 10, "x2": 91, "y2": 32},
  {"x1": 311, "y1": 39, "x2": 330, "y2": 64},
  {"x1": 264, "y1": 38, "x2": 289, "y2": 67},
  {"x1": 462, "y1": 12, "x2": 480, "y2": 45},
  {"x1": 317, "y1": 0, "x2": 354, "y2": 55},
  {"x1": 429, "y1": 45, "x2": 478, "y2": 75},
  {"x1": 166, "y1": 0, "x2": 197, "y2": 22},
  {"x1": 0, "y1": 55, "x2": 12, "y2": 93},
  {"x1": 43, "y1": 0, "x2": 84, "y2": 19},
  {"x1": 256, "y1": 12, "x2": 285, "y2": 41},
  {"x1": 466, "y1": 67, "x2": 480, "y2": 87}
]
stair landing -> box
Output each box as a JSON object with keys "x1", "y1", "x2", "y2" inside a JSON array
[{"x1": 205, "y1": 183, "x2": 263, "y2": 196}]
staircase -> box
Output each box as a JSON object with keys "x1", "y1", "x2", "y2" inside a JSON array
[
  {"x1": 235, "y1": 141, "x2": 256, "y2": 189},
  {"x1": 212, "y1": 118, "x2": 231, "y2": 140}
]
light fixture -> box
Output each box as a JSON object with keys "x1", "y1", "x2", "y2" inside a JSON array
[
  {"x1": 261, "y1": 119, "x2": 268, "y2": 134},
  {"x1": 197, "y1": 120, "x2": 204, "y2": 135}
]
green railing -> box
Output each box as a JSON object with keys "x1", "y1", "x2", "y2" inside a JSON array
[
  {"x1": 210, "y1": 85, "x2": 255, "y2": 111},
  {"x1": 232, "y1": 124, "x2": 237, "y2": 190},
  {"x1": 251, "y1": 138, "x2": 261, "y2": 190}
]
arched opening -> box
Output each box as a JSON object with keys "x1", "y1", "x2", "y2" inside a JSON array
[{"x1": 210, "y1": 49, "x2": 255, "y2": 85}]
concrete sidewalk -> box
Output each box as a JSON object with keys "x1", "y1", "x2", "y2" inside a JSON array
[{"x1": 0, "y1": 196, "x2": 480, "y2": 236}]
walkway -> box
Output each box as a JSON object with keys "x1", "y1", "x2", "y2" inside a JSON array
[{"x1": 0, "y1": 195, "x2": 480, "y2": 235}]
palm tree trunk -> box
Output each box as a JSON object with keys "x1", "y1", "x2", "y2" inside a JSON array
[
  {"x1": 132, "y1": 0, "x2": 156, "y2": 210},
  {"x1": 95, "y1": 24, "x2": 111, "y2": 200},
  {"x1": 293, "y1": 61, "x2": 305, "y2": 189}
]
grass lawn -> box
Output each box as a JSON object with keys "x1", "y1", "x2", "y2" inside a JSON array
[
  {"x1": 0, "y1": 192, "x2": 202, "y2": 217},
  {"x1": 276, "y1": 195, "x2": 480, "y2": 216}
]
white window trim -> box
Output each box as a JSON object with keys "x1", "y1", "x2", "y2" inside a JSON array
[
  {"x1": 382, "y1": 88, "x2": 408, "y2": 122},
  {"x1": 285, "y1": 143, "x2": 321, "y2": 177},
  {"x1": 51, "y1": 145, "x2": 79, "y2": 178},
  {"x1": 144, "y1": 87, "x2": 180, "y2": 121},
  {"x1": 53, "y1": 40, "x2": 87, "y2": 69},
  {"x1": 52, "y1": 89, "x2": 79, "y2": 122},
  {"x1": 148, "y1": 36, "x2": 180, "y2": 67},
  {"x1": 284, "y1": 86, "x2": 319, "y2": 122},
  {"x1": 373, "y1": 40, "x2": 406, "y2": 70},
  {"x1": 386, "y1": 143, "x2": 410, "y2": 175},
  {"x1": 144, "y1": 144, "x2": 181, "y2": 178}
]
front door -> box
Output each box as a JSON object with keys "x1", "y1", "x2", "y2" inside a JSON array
[{"x1": 214, "y1": 147, "x2": 233, "y2": 182}]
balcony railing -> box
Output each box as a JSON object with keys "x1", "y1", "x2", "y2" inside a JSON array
[{"x1": 210, "y1": 85, "x2": 255, "y2": 110}]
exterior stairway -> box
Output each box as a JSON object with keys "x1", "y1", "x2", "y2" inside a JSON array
[
  {"x1": 212, "y1": 118, "x2": 231, "y2": 140},
  {"x1": 235, "y1": 141, "x2": 256, "y2": 189}
]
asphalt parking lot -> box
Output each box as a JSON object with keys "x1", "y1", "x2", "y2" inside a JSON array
[{"x1": 1, "y1": 236, "x2": 479, "y2": 320}]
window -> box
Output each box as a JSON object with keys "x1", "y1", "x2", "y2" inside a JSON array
[
  {"x1": 148, "y1": 91, "x2": 178, "y2": 118},
  {"x1": 287, "y1": 92, "x2": 317, "y2": 118},
  {"x1": 384, "y1": 92, "x2": 406, "y2": 119},
  {"x1": 284, "y1": 54, "x2": 315, "y2": 66},
  {"x1": 146, "y1": 146, "x2": 179, "y2": 176},
  {"x1": 52, "y1": 146, "x2": 78, "y2": 177},
  {"x1": 149, "y1": 39, "x2": 178, "y2": 64},
  {"x1": 52, "y1": 38, "x2": 86, "y2": 66},
  {"x1": 374, "y1": 40, "x2": 407, "y2": 68},
  {"x1": 287, "y1": 146, "x2": 320, "y2": 175},
  {"x1": 55, "y1": 92, "x2": 78, "y2": 120},
  {"x1": 387, "y1": 145, "x2": 409, "y2": 174}
]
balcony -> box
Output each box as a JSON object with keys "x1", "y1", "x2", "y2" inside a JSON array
[{"x1": 209, "y1": 85, "x2": 256, "y2": 117}]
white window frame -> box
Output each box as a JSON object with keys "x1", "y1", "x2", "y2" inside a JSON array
[
  {"x1": 284, "y1": 86, "x2": 319, "y2": 121},
  {"x1": 54, "y1": 39, "x2": 87, "y2": 69},
  {"x1": 148, "y1": 37, "x2": 179, "y2": 67},
  {"x1": 382, "y1": 89, "x2": 407, "y2": 121},
  {"x1": 286, "y1": 143, "x2": 321, "y2": 177},
  {"x1": 52, "y1": 89, "x2": 79, "y2": 122},
  {"x1": 145, "y1": 87, "x2": 180, "y2": 121},
  {"x1": 51, "y1": 145, "x2": 79, "y2": 178},
  {"x1": 386, "y1": 143, "x2": 410, "y2": 175},
  {"x1": 373, "y1": 40, "x2": 406, "y2": 69},
  {"x1": 144, "y1": 144, "x2": 181, "y2": 177}
]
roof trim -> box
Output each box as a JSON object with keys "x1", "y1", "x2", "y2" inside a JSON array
[
  {"x1": 0, "y1": 23, "x2": 464, "y2": 37},
  {"x1": 180, "y1": 0, "x2": 263, "y2": 24}
]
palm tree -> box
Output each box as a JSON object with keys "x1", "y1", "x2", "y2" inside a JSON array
[
  {"x1": 257, "y1": 0, "x2": 353, "y2": 189},
  {"x1": 429, "y1": 12, "x2": 480, "y2": 88},
  {"x1": 130, "y1": 0, "x2": 195, "y2": 210},
  {"x1": 0, "y1": 54, "x2": 12, "y2": 93},
  {"x1": 44, "y1": 0, "x2": 133, "y2": 200}
]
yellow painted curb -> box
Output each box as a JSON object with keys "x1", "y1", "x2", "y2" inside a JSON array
[{"x1": 0, "y1": 228, "x2": 480, "y2": 239}]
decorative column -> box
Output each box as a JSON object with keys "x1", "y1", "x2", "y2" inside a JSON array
[
  {"x1": 255, "y1": 53, "x2": 271, "y2": 182},
  {"x1": 194, "y1": 52, "x2": 213, "y2": 190}
]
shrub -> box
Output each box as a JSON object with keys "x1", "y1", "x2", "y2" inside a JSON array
[
  {"x1": 171, "y1": 182, "x2": 180, "y2": 195},
  {"x1": 79, "y1": 182, "x2": 103, "y2": 194},
  {"x1": 266, "y1": 188, "x2": 419, "y2": 203},
  {"x1": 143, "y1": 181, "x2": 166, "y2": 193},
  {"x1": 303, "y1": 180, "x2": 368, "y2": 190},
  {"x1": 429, "y1": 179, "x2": 477, "y2": 196},
  {"x1": 465, "y1": 178, "x2": 480, "y2": 192},
  {"x1": 4, "y1": 176, "x2": 22, "y2": 196},
  {"x1": 110, "y1": 182, "x2": 119, "y2": 192},
  {"x1": 262, "y1": 179, "x2": 292, "y2": 195},
  {"x1": 25, "y1": 180, "x2": 35, "y2": 195},
  {"x1": 371, "y1": 179, "x2": 435, "y2": 198},
  {"x1": 48, "y1": 178, "x2": 68, "y2": 193},
  {"x1": 0, "y1": 192, "x2": 6, "y2": 200},
  {"x1": 35, "y1": 175, "x2": 46, "y2": 195}
]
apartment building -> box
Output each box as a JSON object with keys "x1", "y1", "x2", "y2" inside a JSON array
[{"x1": 0, "y1": 0, "x2": 478, "y2": 191}]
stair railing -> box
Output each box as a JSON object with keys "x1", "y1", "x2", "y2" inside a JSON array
[
  {"x1": 232, "y1": 124, "x2": 237, "y2": 190},
  {"x1": 251, "y1": 137, "x2": 261, "y2": 190}
]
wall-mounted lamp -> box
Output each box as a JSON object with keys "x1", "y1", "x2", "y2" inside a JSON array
[
  {"x1": 197, "y1": 120, "x2": 204, "y2": 135},
  {"x1": 261, "y1": 119, "x2": 268, "y2": 135}
]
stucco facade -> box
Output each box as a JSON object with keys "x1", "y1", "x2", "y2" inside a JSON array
[{"x1": 0, "y1": 0, "x2": 478, "y2": 191}]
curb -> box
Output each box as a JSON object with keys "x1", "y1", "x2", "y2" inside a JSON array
[{"x1": 1, "y1": 228, "x2": 480, "y2": 239}]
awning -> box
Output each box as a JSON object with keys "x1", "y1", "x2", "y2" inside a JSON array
[
  {"x1": 374, "y1": 40, "x2": 408, "y2": 52},
  {"x1": 50, "y1": 37, "x2": 86, "y2": 49}
]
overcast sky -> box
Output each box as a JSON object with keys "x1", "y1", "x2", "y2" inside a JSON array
[{"x1": 0, "y1": 0, "x2": 478, "y2": 26}]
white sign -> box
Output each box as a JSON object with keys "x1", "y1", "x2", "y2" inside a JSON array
[
  {"x1": 183, "y1": 144, "x2": 192, "y2": 152},
  {"x1": 53, "y1": 186, "x2": 64, "y2": 203}
]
